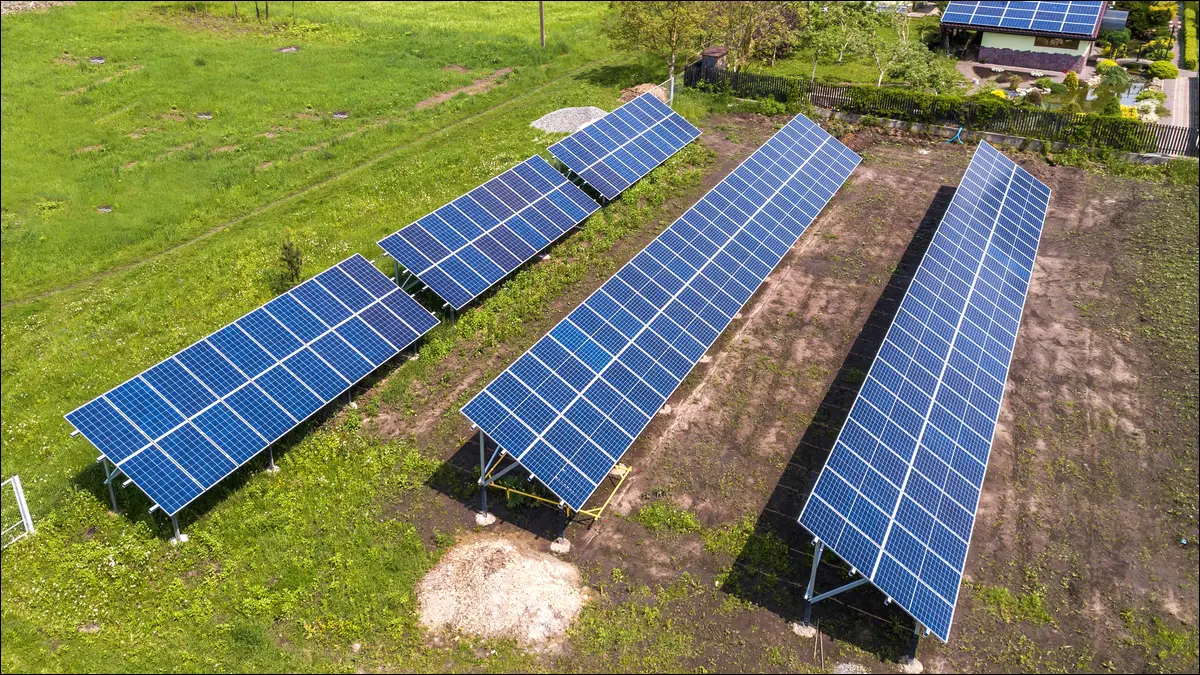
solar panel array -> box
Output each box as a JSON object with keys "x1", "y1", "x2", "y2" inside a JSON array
[
  {"x1": 463, "y1": 114, "x2": 860, "y2": 511},
  {"x1": 548, "y1": 93, "x2": 702, "y2": 200},
  {"x1": 65, "y1": 255, "x2": 439, "y2": 516},
  {"x1": 378, "y1": 155, "x2": 599, "y2": 310},
  {"x1": 798, "y1": 142, "x2": 1049, "y2": 641},
  {"x1": 941, "y1": 1, "x2": 1105, "y2": 38}
]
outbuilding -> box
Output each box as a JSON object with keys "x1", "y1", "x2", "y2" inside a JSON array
[{"x1": 940, "y1": 1, "x2": 1117, "y2": 73}]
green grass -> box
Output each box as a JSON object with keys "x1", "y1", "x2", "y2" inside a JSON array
[
  {"x1": 0, "y1": 1, "x2": 608, "y2": 302},
  {"x1": 745, "y1": 15, "x2": 948, "y2": 85},
  {"x1": 1184, "y1": 1, "x2": 1198, "y2": 69},
  {"x1": 631, "y1": 500, "x2": 702, "y2": 537},
  {"x1": 972, "y1": 584, "x2": 1055, "y2": 626}
]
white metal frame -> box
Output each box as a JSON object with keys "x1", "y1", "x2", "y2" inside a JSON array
[{"x1": 2, "y1": 475, "x2": 35, "y2": 549}]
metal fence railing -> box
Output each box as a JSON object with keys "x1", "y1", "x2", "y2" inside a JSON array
[{"x1": 2, "y1": 475, "x2": 34, "y2": 550}]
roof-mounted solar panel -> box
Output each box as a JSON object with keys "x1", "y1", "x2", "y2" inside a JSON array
[
  {"x1": 378, "y1": 155, "x2": 599, "y2": 310},
  {"x1": 66, "y1": 254, "x2": 438, "y2": 515},
  {"x1": 798, "y1": 142, "x2": 1050, "y2": 642},
  {"x1": 549, "y1": 93, "x2": 702, "y2": 201},
  {"x1": 462, "y1": 113, "x2": 859, "y2": 511},
  {"x1": 941, "y1": 1, "x2": 1105, "y2": 39}
]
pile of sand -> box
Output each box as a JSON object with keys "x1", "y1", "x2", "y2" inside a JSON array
[
  {"x1": 620, "y1": 83, "x2": 668, "y2": 103},
  {"x1": 416, "y1": 537, "x2": 586, "y2": 647}
]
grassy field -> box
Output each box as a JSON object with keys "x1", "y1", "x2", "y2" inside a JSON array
[{"x1": 3, "y1": 2, "x2": 1199, "y2": 674}]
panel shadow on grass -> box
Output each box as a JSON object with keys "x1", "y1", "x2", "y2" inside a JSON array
[
  {"x1": 576, "y1": 61, "x2": 667, "y2": 90},
  {"x1": 719, "y1": 185, "x2": 956, "y2": 661}
]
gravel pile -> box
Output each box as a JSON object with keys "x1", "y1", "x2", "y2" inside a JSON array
[{"x1": 531, "y1": 106, "x2": 608, "y2": 133}]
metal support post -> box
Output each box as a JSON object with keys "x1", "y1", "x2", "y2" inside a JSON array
[
  {"x1": 802, "y1": 540, "x2": 824, "y2": 624},
  {"x1": 393, "y1": 259, "x2": 401, "y2": 286},
  {"x1": 906, "y1": 619, "x2": 923, "y2": 663},
  {"x1": 12, "y1": 475, "x2": 34, "y2": 535},
  {"x1": 479, "y1": 429, "x2": 488, "y2": 516},
  {"x1": 808, "y1": 577, "x2": 870, "y2": 604},
  {"x1": 267, "y1": 447, "x2": 278, "y2": 472},
  {"x1": 669, "y1": 74, "x2": 675, "y2": 105},
  {"x1": 557, "y1": 506, "x2": 566, "y2": 540},
  {"x1": 103, "y1": 458, "x2": 119, "y2": 513},
  {"x1": 170, "y1": 514, "x2": 188, "y2": 544}
]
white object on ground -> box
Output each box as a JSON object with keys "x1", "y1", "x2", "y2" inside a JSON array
[{"x1": 531, "y1": 106, "x2": 608, "y2": 133}]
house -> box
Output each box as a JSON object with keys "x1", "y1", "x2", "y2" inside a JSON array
[{"x1": 940, "y1": 1, "x2": 1116, "y2": 73}]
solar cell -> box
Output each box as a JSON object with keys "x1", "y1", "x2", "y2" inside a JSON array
[
  {"x1": 378, "y1": 155, "x2": 599, "y2": 310},
  {"x1": 797, "y1": 142, "x2": 1050, "y2": 641},
  {"x1": 549, "y1": 93, "x2": 702, "y2": 200},
  {"x1": 940, "y1": 1, "x2": 1104, "y2": 38},
  {"x1": 66, "y1": 254, "x2": 439, "y2": 516},
  {"x1": 463, "y1": 113, "x2": 860, "y2": 511}
]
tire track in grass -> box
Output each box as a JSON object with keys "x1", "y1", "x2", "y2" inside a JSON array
[{"x1": 2, "y1": 57, "x2": 620, "y2": 311}]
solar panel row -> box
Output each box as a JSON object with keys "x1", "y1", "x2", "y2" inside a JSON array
[
  {"x1": 798, "y1": 142, "x2": 1050, "y2": 641},
  {"x1": 549, "y1": 93, "x2": 702, "y2": 200},
  {"x1": 66, "y1": 255, "x2": 439, "y2": 515},
  {"x1": 941, "y1": 1, "x2": 1104, "y2": 38},
  {"x1": 378, "y1": 155, "x2": 599, "y2": 310},
  {"x1": 463, "y1": 114, "x2": 860, "y2": 510}
]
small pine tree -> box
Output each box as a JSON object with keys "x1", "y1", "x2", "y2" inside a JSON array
[
  {"x1": 1064, "y1": 70, "x2": 1079, "y2": 91},
  {"x1": 280, "y1": 238, "x2": 302, "y2": 285},
  {"x1": 1008, "y1": 74, "x2": 1023, "y2": 90},
  {"x1": 1100, "y1": 96, "x2": 1122, "y2": 117}
]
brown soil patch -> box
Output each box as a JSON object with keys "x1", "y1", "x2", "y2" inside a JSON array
[
  {"x1": 415, "y1": 67, "x2": 514, "y2": 110},
  {"x1": 60, "y1": 64, "x2": 143, "y2": 98},
  {"x1": 442, "y1": 64, "x2": 471, "y2": 74},
  {"x1": 416, "y1": 536, "x2": 586, "y2": 648},
  {"x1": 160, "y1": 112, "x2": 185, "y2": 122},
  {"x1": 620, "y1": 82, "x2": 668, "y2": 103},
  {"x1": 75, "y1": 144, "x2": 104, "y2": 154},
  {"x1": 366, "y1": 117, "x2": 1196, "y2": 672},
  {"x1": 210, "y1": 145, "x2": 238, "y2": 154},
  {"x1": 256, "y1": 161, "x2": 273, "y2": 171},
  {"x1": 294, "y1": 111, "x2": 320, "y2": 121}
]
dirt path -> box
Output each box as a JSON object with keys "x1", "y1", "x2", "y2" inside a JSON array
[
  {"x1": 1, "y1": 59, "x2": 616, "y2": 311},
  {"x1": 415, "y1": 67, "x2": 514, "y2": 110}
]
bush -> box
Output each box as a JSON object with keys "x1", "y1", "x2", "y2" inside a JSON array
[
  {"x1": 1035, "y1": 77, "x2": 1054, "y2": 89},
  {"x1": 1136, "y1": 88, "x2": 1168, "y2": 103},
  {"x1": 1008, "y1": 74, "x2": 1023, "y2": 90},
  {"x1": 1146, "y1": 60, "x2": 1179, "y2": 79},
  {"x1": 1025, "y1": 89, "x2": 1043, "y2": 105},
  {"x1": 1101, "y1": 96, "x2": 1123, "y2": 117},
  {"x1": 1096, "y1": 58, "x2": 1120, "y2": 73},
  {"x1": 988, "y1": 88, "x2": 1009, "y2": 100},
  {"x1": 1188, "y1": 57, "x2": 1199, "y2": 70},
  {"x1": 758, "y1": 96, "x2": 786, "y2": 116},
  {"x1": 1064, "y1": 70, "x2": 1079, "y2": 91},
  {"x1": 1101, "y1": 65, "x2": 1131, "y2": 89}
]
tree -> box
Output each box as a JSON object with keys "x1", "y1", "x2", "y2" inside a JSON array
[
  {"x1": 279, "y1": 238, "x2": 302, "y2": 286},
  {"x1": 863, "y1": 9, "x2": 916, "y2": 87},
  {"x1": 792, "y1": 3, "x2": 842, "y2": 83},
  {"x1": 602, "y1": 1, "x2": 709, "y2": 83},
  {"x1": 828, "y1": 2, "x2": 873, "y2": 63}
]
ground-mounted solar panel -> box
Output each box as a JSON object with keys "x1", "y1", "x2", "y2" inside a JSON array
[
  {"x1": 797, "y1": 142, "x2": 1050, "y2": 641},
  {"x1": 548, "y1": 93, "x2": 702, "y2": 201},
  {"x1": 65, "y1": 254, "x2": 439, "y2": 516},
  {"x1": 377, "y1": 155, "x2": 599, "y2": 310},
  {"x1": 941, "y1": 1, "x2": 1105, "y2": 39},
  {"x1": 462, "y1": 114, "x2": 860, "y2": 511}
]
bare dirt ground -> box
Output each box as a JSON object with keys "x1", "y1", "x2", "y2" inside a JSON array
[
  {"x1": 415, "y1": 67, "x2": 515, "y2": 110},
  {"x1": 370, "y1": 118, "x2": 1199, "y2": 672}
]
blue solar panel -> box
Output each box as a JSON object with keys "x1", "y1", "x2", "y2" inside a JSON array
[
  {"x1": 66, "y1": 254, "x2": 439, "y2": 516},
  {"x1": 378, "y1": 155, "x2": 599, "y2": 310},
  {"x1": 463, "y1": 114, "x2": 860, "y2": 511},
  {"x1": 548, "y1": 93, "x2": 702, "y2": 201},
  {"x1": 941, "y1": 1, "x2": 1104, "y2": 38},
  {"x1": 797, "y1": 142, "x2": 1050, "y2": 642}
]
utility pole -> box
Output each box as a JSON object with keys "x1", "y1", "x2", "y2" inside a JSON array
[{"x1": 540, "y1": 1, "x2": 545, "y2": 47}]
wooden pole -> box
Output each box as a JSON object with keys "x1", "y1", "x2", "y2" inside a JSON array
[{"x1": 233, "y1": 0, "x2": 238, "y2": 18}]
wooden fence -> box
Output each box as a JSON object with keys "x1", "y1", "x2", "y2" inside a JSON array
[{"x1": 684, "y1": 64, "x2": 1199, "y2": 158}]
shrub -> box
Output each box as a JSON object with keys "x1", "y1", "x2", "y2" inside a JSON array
[
  {"x1": 1120, "y1": 104, "x2": 1139, "y2": 119},
  {"x1": 1101, "y1": 96, "x2": 1123, "y2": 116},
  {"x1": 1035, "y1": 77, "x2": 1054, "y2": 89},
  {"x1": 1049, "y1": 82, "x2": 1068, "y2": 94},
  {"x1": 1188, "y1": 58, "x2": 1199, "y2": 70},
  {"x1": 1008, "y1": 73, "x2": 1023, "y2": 90},
  {"x1": 1101, "y1": 65, "x2": 1131, "y2": 89},
  {"x1": 1096, "y1": 58, "x2": 1120, "y2": 73},
  {"x1": 1146, "y1": 60, "x2": 1179, "y2": 79},
  {"x1": 1064, "y1": 70, "x2": 1079, "y2": 91},
  {"x1": 1136, "y1": 88, "x2": 1167, "y2": 103},
  {"x1": 758, "y1": 96, "x2": 786, "y2": 116},
  {"x1": 989, "y1": 88, "x2": 1009, "y2": 100},
  {"x1": 1025, "y1": 89, "x2": 1043, "y2": 105}
]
